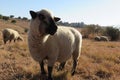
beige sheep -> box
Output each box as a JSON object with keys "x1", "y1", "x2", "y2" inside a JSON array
[
  {"x1": 28, "y1": 9, "x2": 82, "y2": 80},
  {"x1": 94, "y1": 36, "x2": 101, "y2": 41},
  {"x1": 2, "y1": 28, "x2": 23, "y2": 44},
  {"x1": 100, "y1": 36, "x2": 109, "y2": 41}
]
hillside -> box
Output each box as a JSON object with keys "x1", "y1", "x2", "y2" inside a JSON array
[{"x1": 0, "y1": 19, "x2": 120, "y2": 80}]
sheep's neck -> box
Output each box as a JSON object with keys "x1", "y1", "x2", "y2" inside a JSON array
[{"x1": 31, "y1": 33, "x2": 49, "y2": 45}]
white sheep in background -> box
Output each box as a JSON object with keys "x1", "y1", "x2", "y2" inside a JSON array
[
  {"x1": 100, "y1": 36, "x2": 109, "y2": 41},
  {"x1": 94, "y1": 36, "x2": 109, "y2": 41},
  {"x1": 94, "y1": 36, "x2": 101, "y2": 41},
  {"x1": 2, "y1": 28, "x2": 23, "y2": 44},
  {"x1": 28, "y1": 9, "x2": 82, "y2": 80}
]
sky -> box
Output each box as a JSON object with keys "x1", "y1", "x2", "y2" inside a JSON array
[{"x1": 0, "y1": 0, "x2": 120, "y2": 26}]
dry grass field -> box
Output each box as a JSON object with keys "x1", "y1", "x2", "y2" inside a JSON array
[{"x1": 0, "y1": 19, "x2": 120, "y2": 80}]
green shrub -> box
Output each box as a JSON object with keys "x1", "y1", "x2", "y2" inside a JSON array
[
  {"x1": 11, "y1": 20, "x2": 16, "y2": 23},
  {"x1": 81, "y1": 24, "x2": 104, "y2": 39},
  {"x1": 105, "y1": 27, "x2": 120, "y2": 41},
  {"x1": 18, "y1": 16, "x2": 21, "y2": 19},
  {"x1": 10, "y1": 15, "x2": 14, "y2": 18},
  {"x1": 22, "y1": 17, "x2": 28, "y2": 20},
  {"x1": 2, "y1": 16, "x2": 9, "y2": 20}
]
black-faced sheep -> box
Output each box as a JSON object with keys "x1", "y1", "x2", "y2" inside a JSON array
[
  {"x1": 28, "y1": 9, "x2": 82, "y2": 80},
  {"x1": 2, "y1": 28, "x2": 23, "y2": 44},
  {"x1": 94, "y1": 36, "x2": 101, "y2": 41}
]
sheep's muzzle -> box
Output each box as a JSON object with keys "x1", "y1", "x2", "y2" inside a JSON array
[{"x1": 45, "y1": 18, "x2": 58, "y2": 35}]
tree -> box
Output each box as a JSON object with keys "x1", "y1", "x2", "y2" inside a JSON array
[
  {"x1": 0, "y1": 14, "x2": 2, "y2": 19},
  {"x1": 22, "y1": 17, "x2": 28, "y2": 20},
  {"x1": 105, "y1": 27, "x2": 120, "y2": 41},
  {"x1": 10, "y1": 15, "x2": 14, "y2": 18},
  {"x1": 18, "y1": 16, "x2": 21, "y2": 19},
  {"x1": 2, "y1": 16, "x2": 9, "y2": 20}
]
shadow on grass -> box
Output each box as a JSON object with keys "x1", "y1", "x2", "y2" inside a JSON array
[
  {"x1": 12, "y1": 70, "x2": 71, "y2": 80},
  {"x1": 31, "y1": 71, "x2": 71, "y2": 80},
  {"x1": 53, "y1": 71, "x2": 71, "y2": 80}
]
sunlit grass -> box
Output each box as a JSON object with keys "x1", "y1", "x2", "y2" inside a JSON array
[{"x1": 0, "y1": 19, "x2": 120, "y2": 80}]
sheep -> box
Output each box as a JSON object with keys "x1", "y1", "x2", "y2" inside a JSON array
[
  {"x1": 100, "y1": 36, "x2": 109, "y2": 41},
  {"x1": 94, "y1": 36, "x2": 101, "y2": 41},
  {"x1": 94, "y1": 36, "x2": 109, "y2": 41},
  {"x1": 28, "y1": 9, "x2": 82, "y2": 80},
  {"x1": 2, "y1": 28, "x2": 23, "y2": 44}
]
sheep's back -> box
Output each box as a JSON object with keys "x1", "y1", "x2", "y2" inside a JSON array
[
  {"x1": 2, "y1": 28, "x2": 20, "y2": 39},
  {"x1": 3, "y1": 28, "x2": 17, "y2": 35},
  {"x1": 100, "y1": 36, "x2": 109, "y2": 41},
  {"x1": 2, "y1": 28, "x2": 12, "y2": 37},
  {"x1": 54, "y1": 26, "x2": 82, "y2": 62}
]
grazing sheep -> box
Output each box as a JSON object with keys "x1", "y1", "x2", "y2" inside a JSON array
[
  {"x1": 2, "y1": 28, "x2": 23, "y2": 44},
  {"x1": 100, "y1": 36, "x2": 109, "y2": 41},
  {"x1": 28, "y1": 9, "x2": 82, "y2": 80},
  {"x1": 94, "y1": 36, "x2": 101, "y2": 41}
]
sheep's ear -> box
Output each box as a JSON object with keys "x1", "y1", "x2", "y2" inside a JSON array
[
  {"x1": 54, "y1": 17, "x2": 60, "y2": 22},
  {"x1": 30, "y1": 11, "x2": 37, "y2": 19}
]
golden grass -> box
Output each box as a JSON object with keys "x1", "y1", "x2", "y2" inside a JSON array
[
  {"x1": 79, "y1": 39, "x2": 120, "y2": 80},
  {"x1": 0, "y1": 19, "x2": 120, "y2": 80}
]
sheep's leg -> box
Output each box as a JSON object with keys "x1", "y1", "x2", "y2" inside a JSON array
[
  {"x1": 57, "y1": 62, "x2": 66, "y2": 71},
  {"x1": 71, "y1": 59, "x2": 77, "y2": 76},
  {"x1": 14, "y1": 39, "x2": 16, "y2": 42},
  {"x1": 9, "y1": 39, "x2": 12, "y2": 43},
  {"x1": 3, "y1": 40, "x2": 6, "y2": 44},
  {"x1": 47, "y1": 57, "x2": 56, "y2": 80},
  {"x1": 47, "y1": 66, "x2": 53, "y2": 80},
  {"x1": 71, "y1": 52, "x2": 80, "y2": 76},
  {"x1": 71, "y1": 44, "x2": 81, "y2": 76},
  {"x1": 4, "y1": 41, "x2": 6, "y2": 44},
  {"x1": 4, "y1": 38, "x2": 8, "y2": 44},
  {"x1": 39, "y1": 61, "x2": 46, "y2": 74},
  {"x1": 3, "y1": 36, "x2": 7, "y2": 44}
]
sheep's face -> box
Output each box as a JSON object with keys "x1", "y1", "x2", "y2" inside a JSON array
[{"x1": 29, "y1": 9, "x2": 60, "y2": 35}]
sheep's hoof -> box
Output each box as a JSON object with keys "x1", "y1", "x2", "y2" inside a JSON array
[
  {"x1": 71, "y1": 70, "x2": 75, "y2": 76},
  {"x1": 40, "y1": 74, "x2": 46, "y2": 80},
  {"x1": 41, "y1": 71, "x2": 46, "y2": 75},
  {"x1": 46, "y1": 77, "x2": 53, "y2": 80}
]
